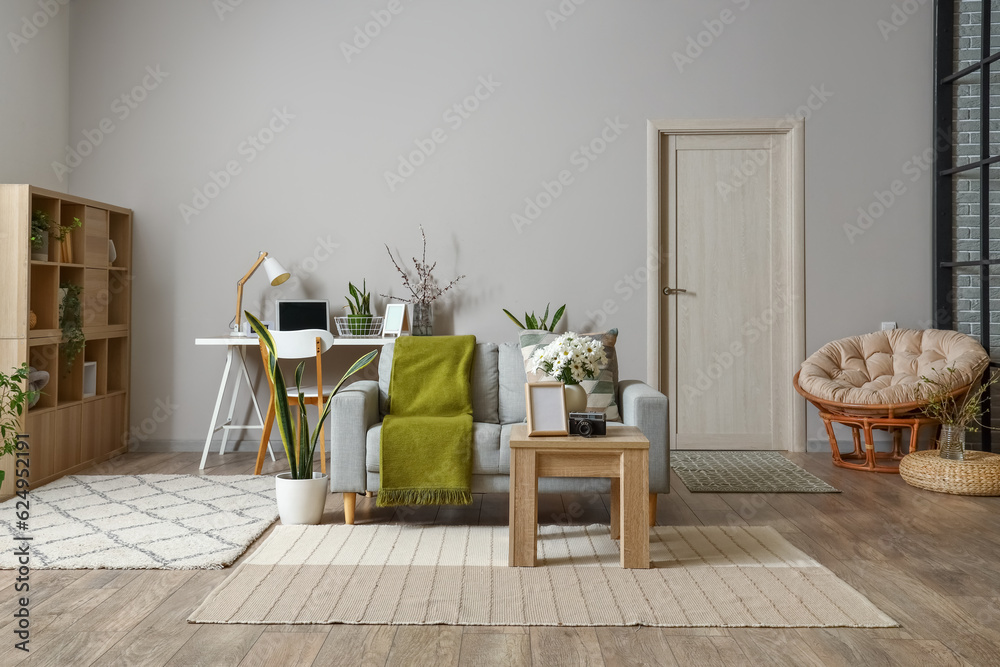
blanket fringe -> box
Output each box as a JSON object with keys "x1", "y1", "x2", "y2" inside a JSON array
[{"x1": 376, "y1": 488, "x2": 473, "y2": 507}]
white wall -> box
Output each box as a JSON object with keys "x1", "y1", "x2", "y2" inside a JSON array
[
  {"x1": 57, "y1": 0, "x2": 934, "y2": 449},
  {"x1": 0, "y1": 0, "x2": 69, "y2": 190}
]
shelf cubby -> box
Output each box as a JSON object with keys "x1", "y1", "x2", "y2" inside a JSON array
[
  {"x1": 58, "y1": 203, "x2": 86, "y2": 265},
  {"x1": 109, "y1": 212, "x2": 131, "y2": 269},
  {"x1": 28, "y1": 343, "x2": 59, "y2": 411},
  {"x1": 29, "y1": 263, "x2": 59, "y2": 333},
  {"x1": 107, "y1": 270, "x2": 130, "y2": 327},
  {"x1": 57, "y1": 343, "x2": 84, "y2": 403},
  {"x1": 85, "y1": 338, "x2": 108, "y2": 397},
  {"x1": 107, "y1": 336, "x2": 128, "y2": 392},
  {"x1": 30, "y1": 194, "x2": 61, "y2": 263},
  {"x1": 84, "y1": 207, "x2": 109, "y2": 268},
  {"x1": 84, "y1": 268, "x2": 109, "y2": 327}
]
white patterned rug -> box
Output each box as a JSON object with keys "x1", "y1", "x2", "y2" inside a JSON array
[
  {"x1": 189, "y1": 523, "x2": 896, "y2": 627},
  {"x1": 0, "y1": 475, "x2": 277, "y2": 569}
]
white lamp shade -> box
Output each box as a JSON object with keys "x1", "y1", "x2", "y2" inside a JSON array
[{"x1": 263, "y1": 256, "x2": 290, "y2": 286}]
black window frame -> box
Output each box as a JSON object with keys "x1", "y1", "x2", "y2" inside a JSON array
[{"x1": 934, "y1": 0, "x2": 997, "y2": 451}]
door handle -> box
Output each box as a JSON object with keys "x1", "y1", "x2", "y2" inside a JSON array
[{"x1": 662, "y1": 287, "x2": 688, "y2": 296}]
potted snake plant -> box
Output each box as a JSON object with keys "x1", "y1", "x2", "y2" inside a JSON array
[
  {"x1": 246, "y1": 311, "x2": 378, "y2": 524},
  {"x1": 344, "y1": 280, "x2": 373, "y2": 335}
]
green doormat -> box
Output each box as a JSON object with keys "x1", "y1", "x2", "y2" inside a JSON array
[{"x1": 671, "y1": 451, "x2": 840, "y2": 493}]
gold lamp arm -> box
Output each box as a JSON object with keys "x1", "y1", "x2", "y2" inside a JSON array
[{"x1": 233, "y1": 252, "x2": 269, "y2": 334}]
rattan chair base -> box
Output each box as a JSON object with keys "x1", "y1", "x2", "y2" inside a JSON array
[{"x1": 899, "y1": 449, "x2": 1000, "y2": 496}]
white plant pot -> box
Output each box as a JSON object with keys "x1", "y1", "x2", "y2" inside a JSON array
[
  {"x1": 31, "y1": 233, "x2": 49, "y2": 261},
  {"x1": 275, "y1": 472, "x2": 329, "y2": 525}
]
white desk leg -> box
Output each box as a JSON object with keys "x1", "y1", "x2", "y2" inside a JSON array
[
  {"x1": 201, "y1": 346, "x2": 235, "y2": 470},
  {"x1": 219, "y1": 364, "x2": 242, "y2": 455},
  {"x1": 236, "y1": 347, "x2": 275, "y2": 462}
]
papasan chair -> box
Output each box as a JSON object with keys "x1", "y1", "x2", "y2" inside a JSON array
[{"x1": 794, "y1": 329, "x2": 989, "y2": 473}]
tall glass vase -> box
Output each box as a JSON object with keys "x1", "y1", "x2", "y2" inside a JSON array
[
  {"x1": 412, "y1": 302, "x2": 433, "y2": 336},
  {"x1": 938, "y1": 423, "x2": 966, "y2": 461}
]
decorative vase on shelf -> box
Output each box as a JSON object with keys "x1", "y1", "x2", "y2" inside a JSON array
[
  {"x1": 412, "y1": 302, "x2": 433, "y2": 336},
  {"x1": 938, "y1": 423, "x2": 966, "y2": 461},
  {"x1": 564, "y1": 383, "x2": 587, "y2": 414}
]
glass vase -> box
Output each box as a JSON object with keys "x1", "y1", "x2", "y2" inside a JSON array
[
  {"x1": 412, "y1": 302, "x2": 433, "y2": 336},
  {"x1": 938, "y1": 424, "x2": 966, "y2": 461}
]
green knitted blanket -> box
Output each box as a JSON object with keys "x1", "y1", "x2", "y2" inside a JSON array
[{"x1": 377, "y1": 335, "x2": 476, "y2": 507}]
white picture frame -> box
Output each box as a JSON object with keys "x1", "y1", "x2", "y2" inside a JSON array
[
  {"x1": 525, "y1": 382, "x2": 568, "y2": 436},
  {"x1": 382, "y1": 303, "x2": 409, "y2": 337}
]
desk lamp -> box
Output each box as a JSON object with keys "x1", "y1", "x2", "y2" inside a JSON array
[{"x1": 231, "y1": 251, "x2": 290, "y2": 336}]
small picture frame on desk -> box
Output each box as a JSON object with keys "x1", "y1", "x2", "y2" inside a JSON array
[
  {"x1": 243, "y1": 320, "x2": 274, "y2": 338},
  {"x1": 382, "y1": 303, "x2": 409, "y2": 337},
  {"x1": 525, "y1": 382, "x2": 568, "y2": 436}
]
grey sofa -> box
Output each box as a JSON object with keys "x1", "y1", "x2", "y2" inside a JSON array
[{"x1": 329, "y1": 341, "x2": 669, "y2": 523}]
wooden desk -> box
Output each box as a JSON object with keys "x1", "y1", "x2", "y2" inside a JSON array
[
  {"x1": 508, "y1": 423, "x2": 650, "y2": 568},
  {"x1": 195, "y1": 335, "x2": 391, "y2": 470}
]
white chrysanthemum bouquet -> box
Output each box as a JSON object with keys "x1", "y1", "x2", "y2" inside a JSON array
[{"x1": 530, "y1": 333, "x2": 607, "y2": 385}]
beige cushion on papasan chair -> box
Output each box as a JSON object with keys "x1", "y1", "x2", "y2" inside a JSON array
[{"x1": 798, "y1": 329, "x2": 989, "y2": 410}]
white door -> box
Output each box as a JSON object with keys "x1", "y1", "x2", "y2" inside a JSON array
[{"x1": 647, "y1": 120, "x2": 804, "y2": 451}]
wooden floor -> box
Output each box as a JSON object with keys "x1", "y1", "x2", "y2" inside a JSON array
[{"x1": 3, "y1": 450, "x2": 1000, "y2": 667}]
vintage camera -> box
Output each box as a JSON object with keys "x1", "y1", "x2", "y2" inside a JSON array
[{"x1": 568, "y1": 412, "x2": 607, "y2": 437}]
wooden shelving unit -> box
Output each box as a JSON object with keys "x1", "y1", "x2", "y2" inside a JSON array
[{"x1": 0, "y1": 185, "x2": 132, "y2": 499}]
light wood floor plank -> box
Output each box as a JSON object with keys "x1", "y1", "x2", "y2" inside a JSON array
[
  {"x1": 311, "y1": 625, "x2": 395, "y2": 667},
  {"x1": 661, "y1": 635, "x2": 748, "y2": 667},
  {"x1": 458, "y1": 633, "x2": 531, "y2": 667},
  {"x1": 165, "y1": 626, "x2": 265, "y2": 667},
  {"x1": 529, "y1": 627, "x2": 605, "y2": 667},
  {"x1": 236, "y1": 630, "x2": 328, "y2": 667},
  {"x1": 596, "y1": 627, "x2": 678, "y2": 666},
  {"x1": 386, "y1": 626, "x2": 462, "y2": 667}
]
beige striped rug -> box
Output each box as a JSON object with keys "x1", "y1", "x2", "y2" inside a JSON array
[{"x1": 188, "y1": 524, "x2": 896, "y2": 627}]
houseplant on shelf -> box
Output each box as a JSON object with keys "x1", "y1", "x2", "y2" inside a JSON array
[
  {"x1": 30, "y1": 211, "x2": 51, "y2": 261},
  {"x1": 344, "y1": 280, "x2": 373, "y2": 335},
  {"x1": 915, "y1": 367, "x2": 1000, "y2": 461},
  {"x1": 380, "y1": 226, "x2": 465, "y2": 336},
  {"x1": 0, "y1": 364, "x2": 39, "y2": 494},
  {"x1": 59, "y1": 283, "x2": 85, "y2": 376},
  {"x1": 246, "y1": 311, "x2": 378, "y2": 525},
  {"x1": 529, "y1": 333, "x2": 607, "y2": 413},
  {"x1": 503, "y1": 303, "x2": 565, "y2": 331}
]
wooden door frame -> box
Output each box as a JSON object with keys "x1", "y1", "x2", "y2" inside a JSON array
[{"x1": 646, "y1": 118, "x2": 806, "y2": 452}]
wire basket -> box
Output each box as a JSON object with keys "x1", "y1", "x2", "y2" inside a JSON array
[{"x1": 334, "y1": 316, "x2": 384, "y2": 337}]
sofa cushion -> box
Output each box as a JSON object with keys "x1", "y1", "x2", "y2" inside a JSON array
[
  {"x1": 518, "y1": 329, "x2": 621, "y2": 421},
  {"x1": 366, "y1": 422, "x2": 501, "y2": 475},
  {"x1": 378, "y1": 340, "x2": 500, "y2": 424},
  {"x1": 498, "y1": 342, "x2": 528, "y2": 424}
]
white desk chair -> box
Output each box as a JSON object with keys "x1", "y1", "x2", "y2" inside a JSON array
[{"x1": 254, "y1": 328, "x2": 336, "y2": 475}]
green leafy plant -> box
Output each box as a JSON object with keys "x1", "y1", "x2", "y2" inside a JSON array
[
  {"x1": 30, "y1": 210, "x2": 51, "y2": 250},
  {"x1": 0, "y1": 364, "x2": 39, "y2": 492},
  {"x1": 51, "y1": 215, "x2": 81, "y2": 243},
  {"x1": 503, "y1": 303, "x2": 565, "y2": 331},
  {"x1": 915, "y1": 367, "x2": 1000, "y2": 431},
  {"x1": 59, "y1": 284, "x2": 85, "y2": 376},
  {"x1": 345, "y1": 280, "x2": 372, "y2": 316},
  {"x1": 246, "y1": 311, "x2": 378, "y2": 479}
]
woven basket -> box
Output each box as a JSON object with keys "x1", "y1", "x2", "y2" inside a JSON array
[{"x1": 899, "y1": 449, "x2": 1000, "y2": 496}]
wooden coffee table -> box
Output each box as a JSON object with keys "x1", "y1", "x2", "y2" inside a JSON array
[{"x1": 508, "y1": 423, "x2": 650, "y2": 568}]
